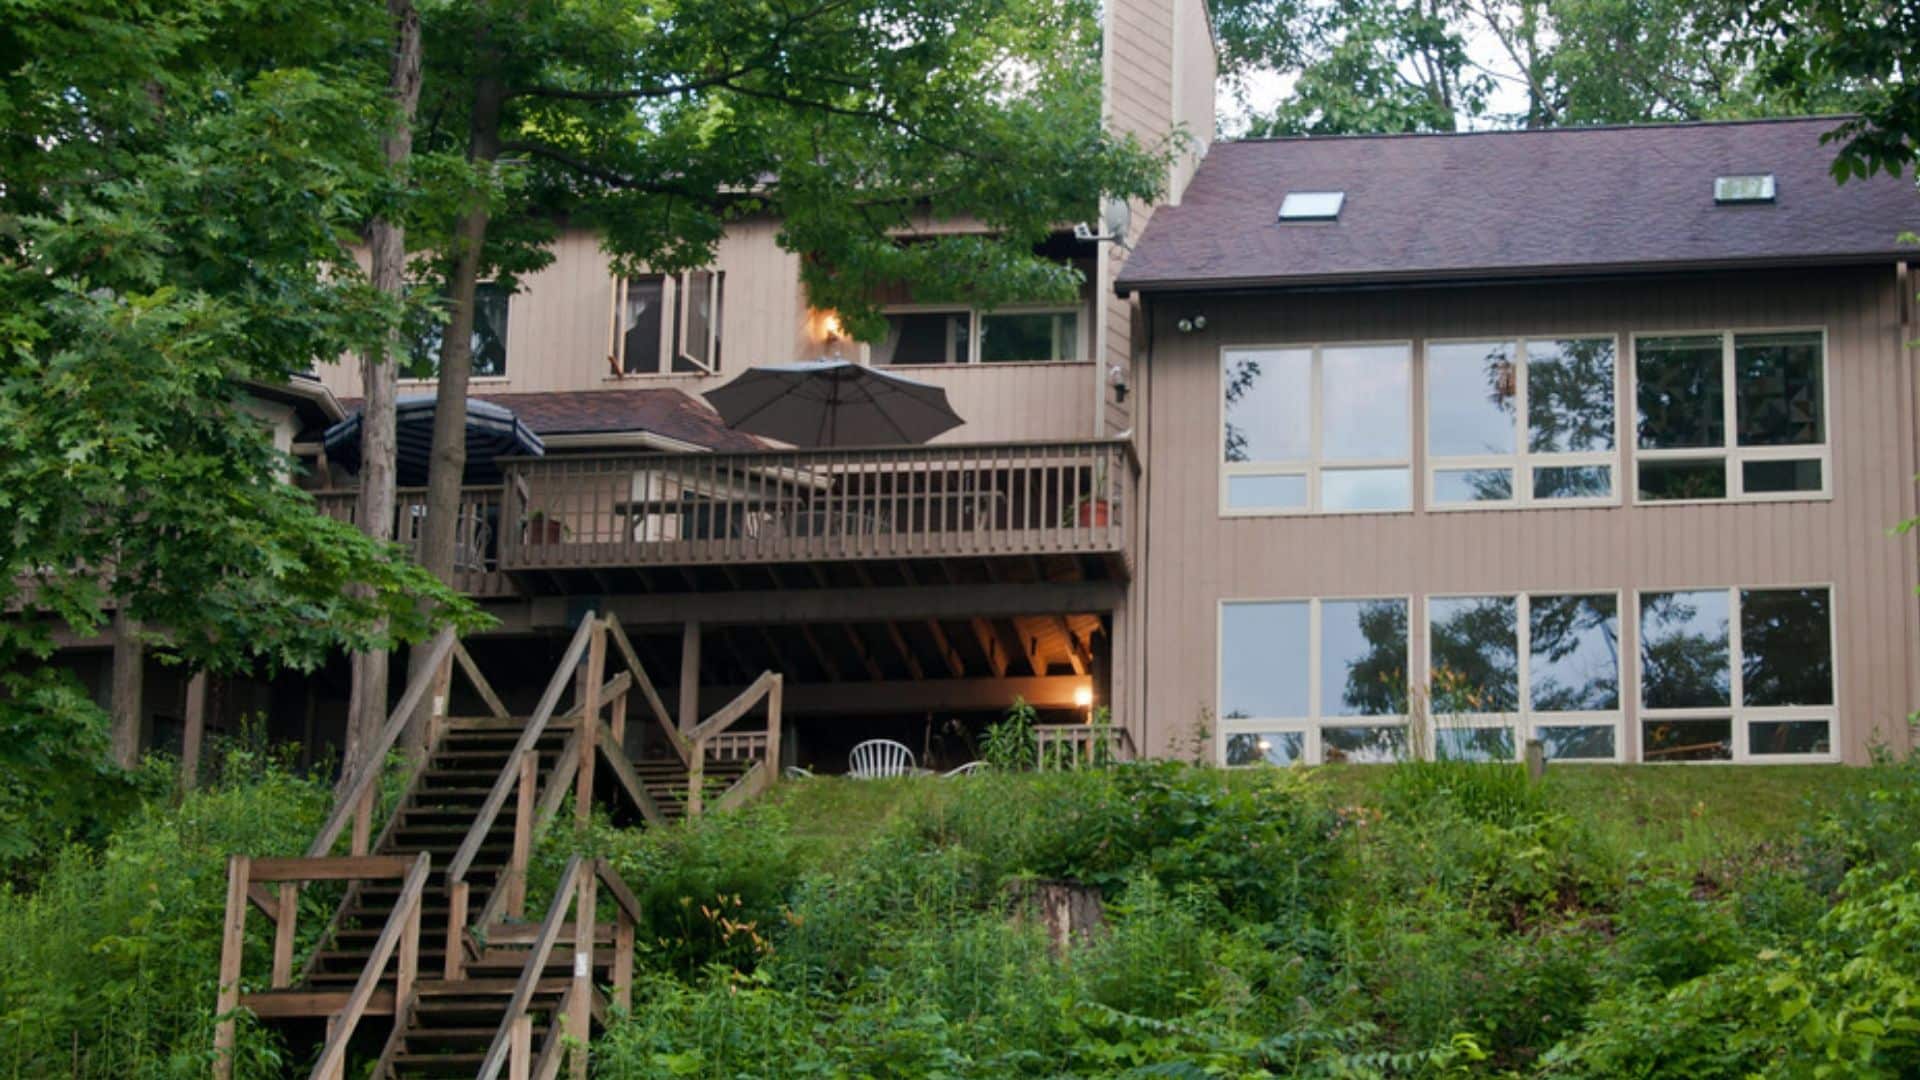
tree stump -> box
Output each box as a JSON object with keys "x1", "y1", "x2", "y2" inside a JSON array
[{"x1": 1007, "y1": 878, "x2": 1105, "y2": 956}]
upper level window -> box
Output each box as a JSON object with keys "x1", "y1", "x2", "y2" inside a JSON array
[
  {"x1": 872, "y1": 307, "x2": 1081, "y2": 365},
  {"x1": 1634, "y1": 330, "x2": 1827, "y2": 501},
  {"x1": 1426, "y1": 337, "x2": 1617, "y2": 507},
  {"x1": 1221, "y1": 343, "x2": 1412, "y2": 514},
  {"x1": 1220, "y1": 596, "x2": 1410, "y2": 766},
  {"x1": 1638, "y1": 586, "x2": 1835, "y2": 762},
  {"x1": 409, "y1": 281, "x2": 509, "y2": 378},
  {"x1": 610, "y1": 271, "x2": 723, "y2": 375}
]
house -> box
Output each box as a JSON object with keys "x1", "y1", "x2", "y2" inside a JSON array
[
  {"x1": 67, "y1": 0, "x2": 1219, "y2": 771},
  {"x1": 1116, "y1": 117, "x2": 1920, "y2": 765}
]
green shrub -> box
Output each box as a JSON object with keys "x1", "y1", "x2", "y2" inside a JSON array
[{"x1": 0, "y1": 755, "x2": 330, "y2": 1077}]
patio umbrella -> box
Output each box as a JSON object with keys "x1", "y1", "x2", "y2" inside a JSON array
[
  {"x1": 702, "y1": 360, "x2": 964, "y2": 447},
  {"x1": 322, "y1": 395, "x2": 545, "y2": 485}
]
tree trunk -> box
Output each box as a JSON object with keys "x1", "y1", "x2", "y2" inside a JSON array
[
  {"x1": 409, "y1": 35, "x2": 508, "y2": 738},
  {"x1": 179, "y1": 671, "x2": 208, "y2": 793},
  {"x1": 348, "y1": 0, "x2": 425, "y2": 777}
]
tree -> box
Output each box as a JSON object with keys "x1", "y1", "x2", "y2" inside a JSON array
[
  {"x1": 0, "y1": 1, "x2": 479, "y2": 773},
  {"x1": 390, "y1": 0, "x2": 1167, "y2": 610},
  {"x1": 1747, "y1": 0, "x2": 1920, "y2": 180},
  {"x1": 347, "y1": 0, "x2": 425, "y2": 775},
  {"x1": 1212, "y1": 0, "x2": 1817, "y2": 135}
]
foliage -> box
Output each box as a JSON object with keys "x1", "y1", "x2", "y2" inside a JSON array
[
  {"x1": 981, "y1": 696, "x2": 1040, "y2": 771},
  {"x1": 1747, "y1": 0, "x2": 1920, "y2": 180},
  {"x1": 0, "y1": 750, "x2": 333, "y2": 1077},
  {"x1": 0, "y1": 1, "x2": 483, "y2": 724},
  {"x1": 1212, "y1": 0, "x2": 1828, "y2": 136}
]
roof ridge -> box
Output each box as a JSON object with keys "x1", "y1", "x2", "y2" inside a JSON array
[{"x1": 1221, "y1": 114, "x2": 1857, "y2": 146}]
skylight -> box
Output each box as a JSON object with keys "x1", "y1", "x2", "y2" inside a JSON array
[
  {"x1": 1714, "y1": 174, "x2": 1776, "y2": 204},
  {"x1": 1278, "y1": 191, "x2": 1345, "y2": 221}
]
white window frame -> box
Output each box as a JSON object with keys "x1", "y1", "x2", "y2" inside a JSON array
[
  {"x1": 674, "y1": 269, "x2": 723, "y2": 373},
  {"x1": 1634, "y1": 584, "x2": 1840, "y2": 764},
  {"x1": 1424, "y1": 334, "x2": 1622, "y2": 512},
  {"x1": 870, "y1": 303, "x2": 1087, "y2": 366},
  {"x1": 1219, "y1": 340, "x2": 1415, "y2": 517},
  {"x1": 1423, "y1": 590, "x2": 1627, "y2": 764},
  {"x1": 607, "y1": 271, "x2": 723, "y2": 376},
  {"x1": 1628, "y1": 328, "x2": 1832, "y2": 505},
  {"x1": 1216, "y1": 595, "x2": 1414, "y2": 766}
]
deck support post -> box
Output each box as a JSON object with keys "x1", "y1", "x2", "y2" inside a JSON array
[
  {"x1": 677, "y1": 621, "x2": 701, "y2": 734},
  {"x1": 110, "y1": 609, "x2": 144, "y2": 769},
  {"x1": 179, "y1": 671, "x2": 208, "y2": 792}
]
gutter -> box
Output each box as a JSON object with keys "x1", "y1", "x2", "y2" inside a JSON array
[{"x1": 1113, "y1": 251, "x2": 1916, "y2": 298}]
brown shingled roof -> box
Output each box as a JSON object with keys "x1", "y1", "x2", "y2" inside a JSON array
[
  {"x1": 330, "y1": 387, "x2": 765, "y2": 451},
  {"x1": 1116, "y1": 116, "x2": 1920, "y2": 293}
]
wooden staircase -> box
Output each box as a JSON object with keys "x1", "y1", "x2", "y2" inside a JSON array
[{"x1": 215, "y1": 613, "x2": 784, "y2": 1079}]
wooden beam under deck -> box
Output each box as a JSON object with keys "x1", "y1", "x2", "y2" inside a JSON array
[
  {"x1": 476, "y1": 581, "x2": 1124, "y2": 631},
  {"x1": 691, "y1": 675, "x2": 1091, "y2": 715}
]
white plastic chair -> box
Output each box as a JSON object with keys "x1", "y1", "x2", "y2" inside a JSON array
[
  {"x1": 941, "y1": 761, "x2": 985, "y2": 777},
  {"x1": 848, "y1": 739, "x2": 915, "y2": 778}
]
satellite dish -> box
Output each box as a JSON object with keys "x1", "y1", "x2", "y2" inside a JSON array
[
  {"x1": 1102, "y1": 196, "x2": 1132, "y2": 245},
  {"x1": 1071, "y1": 196, "x2": 1135, "y2": 248}
]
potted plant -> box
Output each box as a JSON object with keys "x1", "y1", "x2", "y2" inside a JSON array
[
  {"x1": 525, "y1": 509, "x2": 567, "y2": 544},
  {"x1": 1063, "y1": 457, "x2": 1112, "y2": 527}
]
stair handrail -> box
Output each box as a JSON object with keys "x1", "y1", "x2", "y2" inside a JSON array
[
  {"x1": 601, "y1": 614, "x2": 692, "y2": 766},
  {"x1": 307, "y1": 626, "x2": 458, "y2": 858},
  {"x1": 212, "y1": 853, "x2": 426, "y2": 1068},
  {"x1": 468, "y1": 671, "x2": 643, "y2": 936},
  {"x1": 475, "y1": 854, "x2": 584, "y2": 1080},
  {"x1": 477, "y1": 857, "x2": 643, "y2": 1080},
  {"x1": 681, "y1": 671, "x2": 784, "y2": 817},
  {"x1": 444, "y1": 614, "x2": 597, "y2": 978},
  {"x1": 309, "y1": 852, "x2": 430, "y2": 1080}
]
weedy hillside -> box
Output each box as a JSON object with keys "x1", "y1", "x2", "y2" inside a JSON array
[{"x1": 6, "y1": 751, "x2": 1920, "y2": 1076}]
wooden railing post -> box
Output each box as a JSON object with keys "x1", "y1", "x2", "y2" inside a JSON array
[
  {"x1": 576, "y1": 618, "x2": 605, "y2": 829},
  {"x1": 765, "y1": 674, "x2": 784, "y2": 777},
  {"x1": 509, "y1": 752, "x2": 536, "y2": 919},
  {"x1": 509, "y1": 1015, "x2": 533, "y2": 1080},
  {"x1": 445, "y1": 880, "x2": 469, "y2": 980},
  {"x1": 272, "y1": 882, "x2": 298, "y2": 987},
  {"x1": 213, "y1": 855, "x2": 250, "y2": 1080},
  {"x1": 687, "y1": 738, "x2": 705, "y2": 818},
  {"x1": 568, "y1": 865, "x2": 596, "y2": 1080}
]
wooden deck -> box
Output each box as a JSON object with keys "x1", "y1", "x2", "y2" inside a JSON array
[{"x1": 316, "y1": 439, "x2": 1136, "y2": 596}]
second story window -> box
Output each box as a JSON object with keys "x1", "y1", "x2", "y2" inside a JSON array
[
  {"x1": 1221, "y1": 343, "x2": 1412, "y2": 514},
  {"x1": 1634, "y1": 330, "x2": 1827, "y2": 501},
  {"x1": 610, "y1": 270, "x2": 724, "y2": 375},
  {"x1": 1426, "y1": 336, "x2": 1617, "y2": 508},
  {"x1": 872, "y1": 306, "x2": 1081, "y2": 365},
  {"x1": 409, "y1": 281, "x2": 509, "y2": 378}
]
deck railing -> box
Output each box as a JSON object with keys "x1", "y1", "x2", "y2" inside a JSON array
[
  {"x1": 313, "y1": 486, "x2": 510, "y2": 595},
  {"x1": 498, "y1": 438, "x2": 1135, "y2": 571},
  {"x1": 1034, "y1": 722, "x2": 1137, "y2": 771}
]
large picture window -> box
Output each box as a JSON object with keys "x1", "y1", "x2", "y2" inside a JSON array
[
  {"x1": 1220, "y1": 597, "x2": 1411, "y2": 765},
  {"x1": 1633, "y1": 330, "x2": 1827, "y2": 501},
  {"x1": 408, "y1": 282, "x2": 510, "y2": 378},
  {"x1": 1426, "y1": 593, "x2": 1623, "y2": 762},
  {"x1": 1222, "y1": 343, "x2": 1413, "y2": 514},
  {"x1": 872, "y1": 307, "x2": 1081, "y2": 365},
  {"x1": 1638, "y1": 586, "x2": 1835, "y2": 762},
  {"x1": 1426, "y1": 336, "x2": 1617, "y2": 507}
]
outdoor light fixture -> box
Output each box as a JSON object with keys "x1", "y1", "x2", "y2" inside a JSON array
[
  {"x1": 1073, "y1": 685, "x2": 1094, "y2": 709},
  {"x1": 819, "y1": 312, "x2": 845, "y2": 342},
  {"x1": 1175, "y1": 314, "x2": 1207, "y2": 333}
]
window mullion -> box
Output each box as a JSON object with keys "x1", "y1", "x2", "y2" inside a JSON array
[
  {"x1": 1729, "y1": 586, "x2": 1748, "y2": 760},
  {"x1": 1309, "y1": 349, "x2": 1324, "y2": 513},
  {"x1": 1722, "y1": 331, "x2": 1740, "y2": 496},
  {"x1": 1514, "y1": 339, "x2": 1532, "y2": 507},
  {"x1": 1308, "y1": 598, "x2": 1323, "y2": 762}
]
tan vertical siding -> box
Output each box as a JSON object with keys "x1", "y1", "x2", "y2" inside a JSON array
[
  {"x1": 1138, "y1": 268, "x2": 1920, "y2": 764},
  {"x1": 316, "y1": 221, "x2": 813, "y2": 400}
]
